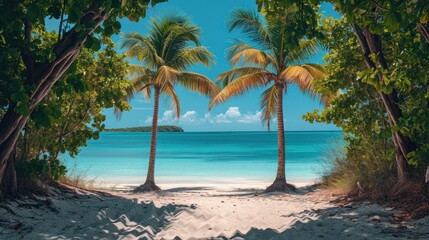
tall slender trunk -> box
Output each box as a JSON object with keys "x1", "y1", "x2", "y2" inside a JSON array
[
  {"x1": 275, "y1": 84, "x2": 286, "y2": 181},
  {"x1": 134, "y1": 87, "x2": 161, "y2": 192},
  {"x1": 352, "y1": 24, "x2": 417, "y2": 183},
  {"x1": 265, "y1": 83, "x2": 295, "y2": 192},
  {"x1": 146, "y1": 87, "x2": 160, "y2": 184}
]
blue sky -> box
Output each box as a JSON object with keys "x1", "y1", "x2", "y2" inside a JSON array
[{"x1": 84, "y1": 1, "x2": 341, "y2": 131}]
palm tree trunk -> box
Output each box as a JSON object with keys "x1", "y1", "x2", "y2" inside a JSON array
[
  {"x1": 134, "y1": 87, "x2": 161, "y2": 192},
  {"x1": 265, "y1": 84, "x2": 296, "y2": 192},
  {"x1": 276, "y1": 84, "x2": 286, "y2": 181}
]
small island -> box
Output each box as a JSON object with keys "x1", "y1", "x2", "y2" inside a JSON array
[{"x1": 105, "y1": 125, "x2": 184, "y2": 132}]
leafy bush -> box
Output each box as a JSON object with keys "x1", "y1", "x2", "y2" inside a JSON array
[{"x1": 16, "y1": 155, "x2": 67, "y2": 181}]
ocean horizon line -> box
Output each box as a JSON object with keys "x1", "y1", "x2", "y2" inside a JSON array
[{"x1": 102, "y1": 130, "x2": 342, "y2": 133}]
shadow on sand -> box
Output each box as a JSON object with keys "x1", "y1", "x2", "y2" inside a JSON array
[
  {"x1": 0, "y1": 187, "x2": 189, "y2": 239},
  {"x1": 218, "y1": 204, "x2": 429, "y2": 240}
]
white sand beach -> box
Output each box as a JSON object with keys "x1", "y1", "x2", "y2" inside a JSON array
[{"x1": 1, "y1": 182, "x2": 429, "y2": 240}]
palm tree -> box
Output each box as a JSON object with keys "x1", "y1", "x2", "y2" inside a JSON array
[
  {"x1": 121, "y1": 14, "x2": 219, "y2": 192},
  {"x1": 209, "y1": 10, "x2": 327, "y2": 192}
]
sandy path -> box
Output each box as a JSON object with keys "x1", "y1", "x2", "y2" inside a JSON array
[{"x1": 1, "y1": 185, "x2": 428, "y2": 239}]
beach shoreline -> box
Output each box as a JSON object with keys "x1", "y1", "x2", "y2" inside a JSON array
[{"x1": 87, "y1": 176, "x2": 319, "y2": 192}]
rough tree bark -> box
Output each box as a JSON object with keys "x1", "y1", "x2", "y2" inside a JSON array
[
  {"x1": 0, "y1": 149, "x2": 17, "y2": 199},
  {"x1": 134, "y1": 87, "x2": 161, "y2": 192},
  {"x1": 0, "y1": 2, "x2": 110, "y2": 199},
  {"x1": 265, "y1": 83, "x2": 296, "y2": 192},
  {"x1": 352, "y1": 24, "x2": 417, "y2": 183}
]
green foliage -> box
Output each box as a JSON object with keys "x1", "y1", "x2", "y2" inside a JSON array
[
  {"x1": 304, "y1": 16, "x2": 429, "y2": 190},
  {"x1": 330, "y1": 0, "x2": 429, "y2": 33},
  {"x1": 16, "y1": 155, "x2": 67, "y2": 181},
  {"x1": 0, "y1": 0, "x2": 165, "y2": 118},
  {"x1": 256, "y1": 0, "x2": 323, "y2": 42},
  {"x1": 15, "y1": 30, "x2": 130, "y2": 178}
]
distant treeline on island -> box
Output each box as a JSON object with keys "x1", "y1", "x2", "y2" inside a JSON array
[{"x1": 105, "y1": 126, "x2": 184, "y2": 132}]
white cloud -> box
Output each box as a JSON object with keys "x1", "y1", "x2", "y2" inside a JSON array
[
  {"x1": 161, "y1": 110, "x2": 175, "y2": 120},
  {"x1": 214, "y1": 113, "x2": 231, "y2": 123},
  {"x1": 144, "y1": 117, "x2": 152, "y2": 124},
  {"x1": 181, "y1": 111, "x2": 198, "y2": 123},
  {"x1": 225, "y1": 107, "x2": 241, "y2": 118},
  {"x1": 144, "y1": 110, "x2": 177, "y2": 124},
  {"x1": 238, "y1": 111, "x2": 262, "y2": 123},
  {"x1": 142, "y1": 107, "x2": 263, "y2": 125}
]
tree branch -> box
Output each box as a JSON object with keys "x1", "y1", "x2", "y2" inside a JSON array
[
  {"x1": 21, "y1": 19, "x2": 34, "y2": 73},
  {"x1": 58, "y1": 0, "x2": 66, "y2": 42},
  {"x1": 417, "y1": 23, "x2": 429, "y2": 42}
]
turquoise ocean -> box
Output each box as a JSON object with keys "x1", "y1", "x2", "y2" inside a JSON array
[{"x1": 64, "y1": 131, "x2": 342, "y2": 185}]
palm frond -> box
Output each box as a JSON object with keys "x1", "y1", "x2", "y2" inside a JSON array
[
  {"x1": 120, "y1": 33, "x2": 164, "y2": 67},
  {"x1": 129, "y1": 75, "x2": 152, "y2": 89},
  {"x1": 153, "y1": 65, "x2": 181, "y2": 87},
  {"x1": 209, "y1": 72, "x2": 272, "y2": 109},
  {"x1": 127, "y1": 64, "x2": 154, "y2": 77},
  {"x1": 173, "y1": 46, "x2": 214, "y2": 70},
  {"x1": 229, "y1": 9, "x2": 270, "y2": 49},
  {"x1": 136, "y1": 84, "x2": 152, "y2": 101},
  {"x1": 177, "y1": 72, "x2": 219, "y2": 98},
  {"x1": 260, "y1": 84, "x2": 278, "y2": 130},
  {"x1": 217, "y1": 67, "x2": 267, "y2": 88},
  {"x1": 286, "y1": 39, "x2": 321, "y2": 64},
  {"x1": 114, "y1": 87, "x2": 135, "y2": 120},
  {"x1": 122, "y1": 13, "x2": 215, "y2": 112},
  {"x1": 280, "y1": 64, "x2": 326, "y2": 99},
  {"x1": 228, "y1": 40, "x2": 275, "y2": 67},
  {"x1": 231, "y1": 48, "x2": 273, "y2": 67},
  {"x1": 162, "y1": 83, "x2": 181, "y2": 119},
  {"x1": 162, "y1": 24, "x2": 202, "y2": 64}
]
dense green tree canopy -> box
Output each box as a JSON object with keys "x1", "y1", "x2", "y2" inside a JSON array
[{"x1": 0, "y1": 0, "x2": 165, "y2": 198}]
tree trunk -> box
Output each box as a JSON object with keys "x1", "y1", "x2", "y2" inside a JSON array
[
  {"x1": 134, "y1": 87, "x2": 161, "y2": 192},
  {"x1": 265, "y1": 84, "x2": 296, "y2": 193},
  {"x1": 0, "y1": 150, "x2": 18, "y2": 199},
  {"x1": 0, "y1": 3, "x2": 109, "y2": 199},
  {"x1": 417, "y1": 23, "x2": 429, "y2": 43},
  {"x1": 352, "y1": 24, "x2": 417, "y2": 183}
]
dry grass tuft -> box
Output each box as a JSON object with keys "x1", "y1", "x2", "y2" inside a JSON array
[{"x1": 58, "y1": 167, "x2": 96, "y2": 191}]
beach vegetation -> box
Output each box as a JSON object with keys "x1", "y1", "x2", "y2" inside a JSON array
[
  {"x1": 0, "y1": 0, "x2": 154, "y2": 198},
  {"x1": 10, "y1": 31, "x2": 129, "y2": 195},
  {"x1": 299, "y1": 4, "x2": 429, "y2": 199},
  {"x1": 255, "y1": 0, "x2": 429, "y2": 201},
  {"x1": 120, "y1": 14, "x2": 218, "y2": 192}
]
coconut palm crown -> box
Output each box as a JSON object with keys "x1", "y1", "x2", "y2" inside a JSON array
[
  {"x1": 121, "y1": 14, "x2": 219, "y2": 192},
  {"x1": 209, "y1": 9, "x2": 327, "y2": 192}
]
